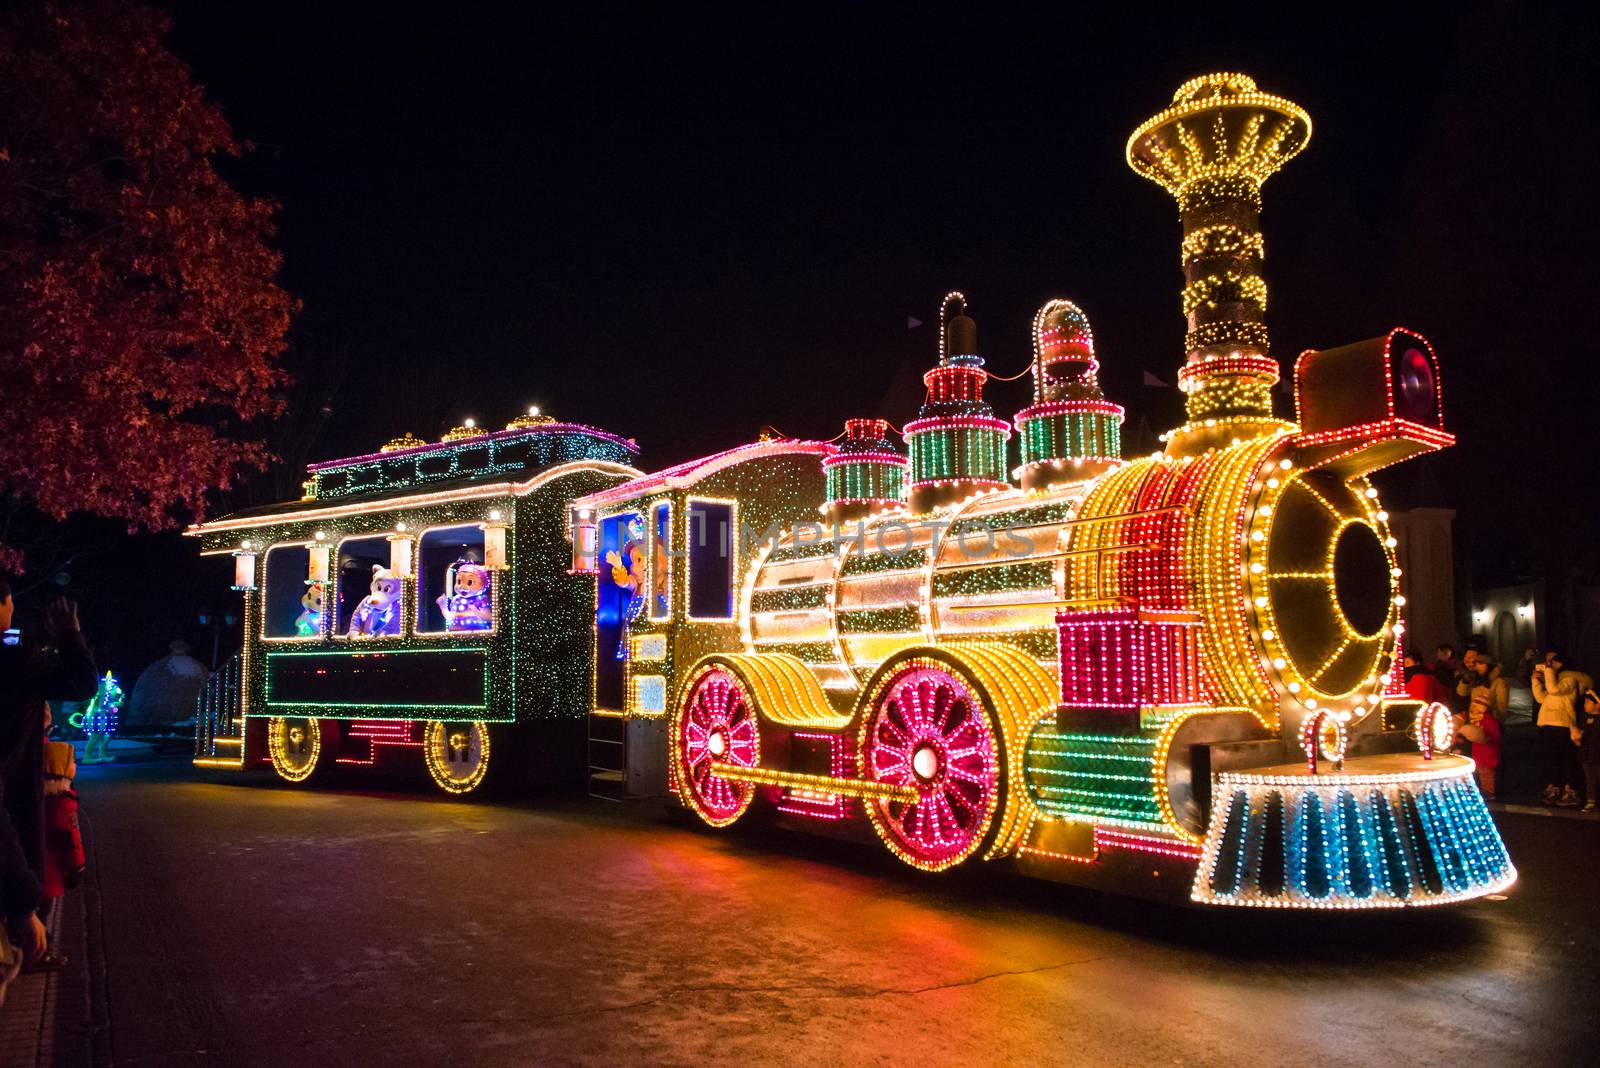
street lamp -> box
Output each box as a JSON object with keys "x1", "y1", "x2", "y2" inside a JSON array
[{"x1": 197, "y1": 607, "x2": 239, "y2": 671}]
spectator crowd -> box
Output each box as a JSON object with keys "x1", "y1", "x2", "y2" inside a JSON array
[
  {"x1": 0, "y1": 579, "x2": 93, "y2": 1008},
  {"x1": 1404, "y1": 638, "x2": 1600, "y2": 810}
]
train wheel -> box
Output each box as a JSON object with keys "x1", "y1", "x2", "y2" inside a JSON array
[
  {"x1": 675, "y1": 664, "x2": 760, "y2": 827},
  {"x1": 423, "y1": 721, "x2": 491, "y2": 795},
  {"x1": 267, "y1": 716, "x2": 331, "y2": 784},
  {"x1": 860, "y1": 660, "x2": 1002, "y2": 871}
]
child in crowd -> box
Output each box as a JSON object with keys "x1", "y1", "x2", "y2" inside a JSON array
[
  {"x1": 25, "y1": 706, "x2": 83, "y2": 972},
  {"x1": 1578, "y1": 689, "x2": 1600, "y2": 813},
  {"x1": 42, "y1": 734, "x2": 84, "y2": 911},
  {"x1": 1455, "y1": 689, "x2": 1503, "y2": 798}
]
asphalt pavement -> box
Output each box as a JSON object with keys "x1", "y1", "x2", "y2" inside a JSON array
[{"x1": 14, "y1": 755, "x2": 1599, "y2": 1067}]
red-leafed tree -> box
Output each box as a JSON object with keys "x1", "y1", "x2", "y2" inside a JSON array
[{"x1": 0, "y1": 0, "x2": 294, "y2": 573}]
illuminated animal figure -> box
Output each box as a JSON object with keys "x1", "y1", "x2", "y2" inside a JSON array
[
  {"x1": 294, "y1": 582, "x2": 325, "y2": 637},
  {"x1": 348, "y1": 565, "x2": 404, "y2": 637},
  {"x1": 78, "y1": 671, "x2": 123, "y2": 764},
  {"x1": 438, "y1": 561, "x2": 493, "y2": 631}
]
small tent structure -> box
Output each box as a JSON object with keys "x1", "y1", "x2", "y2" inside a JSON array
[{"x1": 124, "y1": 640, "x2": 210, "y2": 729}]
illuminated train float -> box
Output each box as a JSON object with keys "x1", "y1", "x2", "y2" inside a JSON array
[
  {"x1": 190, "y1": 74, "x2": 1513, "y2": 908},
  {"x1": 567, "y1": 74, "x2": 1512, "y2": 909}
]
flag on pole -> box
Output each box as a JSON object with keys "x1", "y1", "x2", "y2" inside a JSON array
[
  {"x1": 1142, "y1": 371, "x2": 1168, "y2": 387},
  {"x1": 907, "y1": 316, "x2": 923, "y2": 330}
]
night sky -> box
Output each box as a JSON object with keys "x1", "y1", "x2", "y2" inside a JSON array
[{"x1": 47, "y1": 1, "x2": 1600, "y2": 678}]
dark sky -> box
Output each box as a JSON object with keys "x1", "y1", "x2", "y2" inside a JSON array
[{"x1": 63, "y1": 1, "x2": 1600, "y2": 675}]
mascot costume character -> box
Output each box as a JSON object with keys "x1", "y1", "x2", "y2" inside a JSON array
[
  {"x1": 348, "y1": 565, "x2": 404, "y2": 637},
  {"x1": 437, "y1": 560, "x2": 493, "y2": 632}
]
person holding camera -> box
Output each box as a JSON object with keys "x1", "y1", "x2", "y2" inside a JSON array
[{"x1": 1533, "y1": 648, "x2": 1584, "y2": 807}]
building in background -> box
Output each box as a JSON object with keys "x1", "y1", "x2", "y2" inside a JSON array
[{"x1": 1387, "y1": 507, "x2": 1457, "y2": 655}]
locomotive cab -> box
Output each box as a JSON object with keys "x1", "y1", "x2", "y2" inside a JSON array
[{"x1": 576, "y1": 73, "x2": 1514, "y2": 911}]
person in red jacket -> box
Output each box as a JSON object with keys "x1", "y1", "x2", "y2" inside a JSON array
[
  {"x1": 1404, "y1": 648, "x2": 1451, "y2": 706},
  {"x1": 40, "y1": 736, "x2": 83, "y2": 909}
]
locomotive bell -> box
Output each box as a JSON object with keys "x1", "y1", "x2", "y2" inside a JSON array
[{"x1": 944, "y1": 310, "x2": 977, "y2": 359}]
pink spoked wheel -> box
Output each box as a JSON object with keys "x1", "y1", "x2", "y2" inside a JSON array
[
  {"x1": 860, "y1": 661, "x2": 1001, "y2": 871},
  {"x1": 676, "y1": 664, "x2": 761, "y2": 827}
]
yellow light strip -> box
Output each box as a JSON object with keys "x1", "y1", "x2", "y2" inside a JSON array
[{"x1": 709, "y1": 762, "x2": 919, "y2": 803}]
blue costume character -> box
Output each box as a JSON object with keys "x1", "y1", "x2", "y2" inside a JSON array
[
  {"x1": 604, "y1": 517, "x2": 646, "y2": 659},
  {"x1": 348, "y1": 565, "x2": 403, "y2": 636}
]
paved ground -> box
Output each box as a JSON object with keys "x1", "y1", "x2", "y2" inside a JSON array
[{"x1": 9, "y1": 755, "x2": 1600, "y2": 1066}]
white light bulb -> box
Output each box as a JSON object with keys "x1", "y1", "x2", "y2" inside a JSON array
[
  {"x1": 489, "y1": 509, "x2": 503, "y2": 521},
  {"x1": 1365, "y1": 487, "x2": 1378, "y2": 499},
  {"x1": 528, "y1": 405, "x2": 540, "y2": 416},
  {"x1": 464, "y1": 417, "x2": 476, "y2": 429}
]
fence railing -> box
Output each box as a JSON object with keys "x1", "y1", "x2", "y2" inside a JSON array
[{"x1": 194, "y1": 650, "x2": 243, "y2": 763}]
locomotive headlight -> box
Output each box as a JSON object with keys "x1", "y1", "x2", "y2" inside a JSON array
[{"x1": 1250, "y1": 464, "x2": 1397, "y2": 702}]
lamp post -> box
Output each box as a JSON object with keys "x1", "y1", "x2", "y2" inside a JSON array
[{"x1": 197, "y1": 606, "x2": 239, "y2": 671}]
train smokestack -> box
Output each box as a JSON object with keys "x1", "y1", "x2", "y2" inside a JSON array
[{"x1": 1126, "y1": 73, "x2": 1311, "y2": 455}]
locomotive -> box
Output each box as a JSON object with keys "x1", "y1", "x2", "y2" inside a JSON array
[
  {"x1": 566, "y1": 74, "x2": 1513, "y2": 908},
  {"x1": 189, "y1": 73, "x2": 1513, "y2": 909}
]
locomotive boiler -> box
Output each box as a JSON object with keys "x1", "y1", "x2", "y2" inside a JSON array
[{"x1": 573, "y1": 74, "x2": 1512, "y2": 908}]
